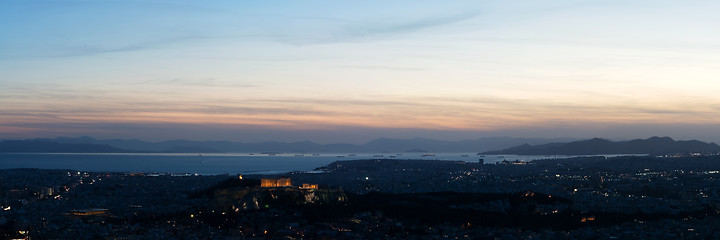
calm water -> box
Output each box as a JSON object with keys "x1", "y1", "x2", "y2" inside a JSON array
[{"x1": 0, "y1": 153, "x2": 626, "y2": 175}]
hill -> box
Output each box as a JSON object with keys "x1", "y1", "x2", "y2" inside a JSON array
[
  {"x1": 11, "y1": 136, "x2": 575, "y2": 153},
  {"x1": 0, "y1": 140, "x2": 134, "y2": 153},
  {"x1": 481, "y1": 136, "x2": 720, "y2": 155}
]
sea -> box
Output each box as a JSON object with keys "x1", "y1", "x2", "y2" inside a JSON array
[{"x1": 0, "y1": 153, "x2": 633, "y2": 175}]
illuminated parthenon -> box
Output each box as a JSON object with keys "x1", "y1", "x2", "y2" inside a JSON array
[{"x1": 260, "y1": 177, "x2": 318, "y2": 189}]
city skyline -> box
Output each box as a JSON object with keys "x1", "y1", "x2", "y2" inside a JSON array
[{"x1": 2, "y1": 0, "x2": 720, "y2": 144}]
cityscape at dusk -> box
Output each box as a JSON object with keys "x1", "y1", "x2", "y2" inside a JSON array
[{"x1": 3, "y1": 1, "x2": 720, "y2": 239}]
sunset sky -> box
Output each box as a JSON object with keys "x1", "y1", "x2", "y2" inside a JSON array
[{"x1": 2, "y1": 0, "x2": 720, "y2": 143}]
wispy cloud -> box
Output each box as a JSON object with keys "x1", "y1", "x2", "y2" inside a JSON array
[
  {"x1": 335, "y1": 65, "x2": 427, "y2": 71},
  {"x1": 0, "y1": 35, "x2": 222, "y2": 60},
  {"x1": 272, "y1": 11, "x2": 479, "y2": 45},
  {"x1": 343, "y1": 12, "x2": 478, "y2": 38},
  {"x1": 4, "y1": 91, "x2": 719, "y2": 125},
  {"x1": 127, "y1": 77, "x2": 259, "y2": 88}
]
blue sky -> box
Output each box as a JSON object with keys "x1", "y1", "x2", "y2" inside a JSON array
[{"x1": 2, "y1": 0, "x2": 720, "y2": 143}]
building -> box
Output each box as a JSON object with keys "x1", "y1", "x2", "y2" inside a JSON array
[
  {"x1": 68, "y1": 208, "x2": 109, "y2": 216},
  {"x1": 301, "y1": 183, "x2": 318, "y2": 189},
  {"x1": 261, "y1": 177, "x2": 292, "y2": 187}
]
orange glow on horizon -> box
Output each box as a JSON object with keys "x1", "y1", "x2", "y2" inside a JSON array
[
  {"x1": 3, "y1": 93, "x2": 720, "y2": 135},
  {"x1": 3, "y1": 105, "x2": 719, "y2": 133}
]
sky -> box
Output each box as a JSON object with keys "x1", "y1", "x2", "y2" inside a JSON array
[{"x1": 2, "y1": 0, "x2": 720, "y2": 144}]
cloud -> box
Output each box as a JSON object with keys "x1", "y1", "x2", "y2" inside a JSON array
[
  {"x1": 4, "y1": 92, "x2": 719, "y2": 128},
  {"x1": 271, "y1": 11, "x2": 479, "y2": 45},
  {"x1": 1, "y1": 34, "x2": 223, "y2": 60},
  {"x1": 344, "y1": 11, "x2": 478, "y2": 38},
  {"x1": 0, "y1": 0, "x2": 235, "y2": 60},
  {"x1": 335, "y1": 65, "x2": 427, "y2": 71},
  {"x1": 129, "y1": 77, "x2": 259, "y2": 88}
]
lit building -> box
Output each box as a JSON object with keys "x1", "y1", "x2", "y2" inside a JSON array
[
  {"x1": 68, "y1": 208, "x2": 109, "y2": 216},
  {"x1": 261, "y1": 177, "x2": 292, "y2": 187},
  {"x1": 301, "y1": 183, "x2": 318, "y2": 189},
  {"x1": 580, "y1": 216, "x2": 596, "y2": 223}
]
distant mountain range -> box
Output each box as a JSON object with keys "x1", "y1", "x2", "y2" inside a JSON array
[
  {"x1": 481, "y1": 136, "x2": 720, "y2": 155},
  {"x1": 0, "y1": 140, "x2": 130, "y2": 153},
  {"x1": 0, "y1": 136, "x2": 575, "y2": 153},
  {"x1": 5, "y1": 136, "x2": 715, "y2": 155}
]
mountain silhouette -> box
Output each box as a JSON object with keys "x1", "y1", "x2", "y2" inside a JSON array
[
  {"x1": 5, "y1": 136, "x2": 575, "y2": 153},
  {"x1": 481, "y1": 136, "x2": 720, "y2": 155},
  {"x1": 0, "y1": 140, "x2": 133, "y2": 153}
]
